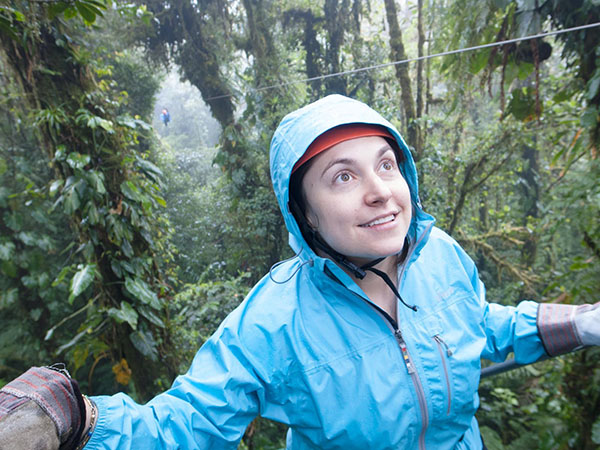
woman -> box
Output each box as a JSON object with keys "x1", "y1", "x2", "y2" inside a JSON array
[{"x1": 1, "y1": 94, "x2": 599, "y2": 449}]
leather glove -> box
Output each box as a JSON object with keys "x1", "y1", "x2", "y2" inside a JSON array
[
  {"x1": 574, "y1": 302, "x2": 600, "y2": 346},
  {"x1": 0, "y1": 364, "x2": 86, "y2": 450}
]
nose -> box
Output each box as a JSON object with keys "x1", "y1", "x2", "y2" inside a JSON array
[{"x1": 364, "y1": 173, "x2": 392, "y2": 205}]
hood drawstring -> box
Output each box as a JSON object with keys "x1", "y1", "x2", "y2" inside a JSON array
[
  {"x1": 308, "y1": 227, "x2": 418, "y2": 312},
  {"x1": 269, "y1": 252, "x2": 314, "y2": 284}
]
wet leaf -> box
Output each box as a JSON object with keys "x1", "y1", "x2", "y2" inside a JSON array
[
  {"x1": 69, "y1": 264, "x2": 96, "y2": 303},
  {"x1": 107, "y1": 301, "x2": 138, "y2": 329},
  {"x1": 129, "y1": 330, "x2": 158, "y2": 361},
  {"x1": 124, "y1": 277, "x2": 162, "y2": 309}
]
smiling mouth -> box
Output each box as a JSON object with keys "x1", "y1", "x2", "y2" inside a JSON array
[{"x1": 360, "y1": 214, "x2": 396, "y2": 228}]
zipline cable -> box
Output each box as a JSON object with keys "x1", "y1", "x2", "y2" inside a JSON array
[{"x1": 206, "y1": 21, "x2": 600, "y2": 102}]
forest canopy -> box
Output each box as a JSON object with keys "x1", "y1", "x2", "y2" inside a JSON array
[{"x1": 0, "y1": 0, "x2": 599, "y2": 448}]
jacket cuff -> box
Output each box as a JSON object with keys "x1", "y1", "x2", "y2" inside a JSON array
[{"x1": 537, "y1": 303, "x2": 583, "y2": 357}]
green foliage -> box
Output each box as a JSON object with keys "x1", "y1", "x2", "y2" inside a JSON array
[
  {"x1": 107, "y1": 50, "x2": 163, "y2": 121},
  {"x1": 48, "y1": 1, "x2": 106, "y2": 25},
  {"x1": 0, "y1": 86, "x2": 77, "y2": 376},
  {"x1": 0, "y1": 0, "x2": 177, "y2": 400},
  {"x1": 434, "y1": 2, "x2": 600, "y2": 447},
  {"x1": 169, "y1": 273, "x2": 251, "y2": 370},
  {"x1": 479, "y1": 348, "x2": 600, "y2": 449}
]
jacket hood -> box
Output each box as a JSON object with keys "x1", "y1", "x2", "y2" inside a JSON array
[{"x1": 269, "y1": 94, "x2": 432, "y2": 260}]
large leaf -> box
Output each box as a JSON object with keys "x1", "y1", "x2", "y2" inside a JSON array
[
  {"x1": 75, "y1": 1, "x2": 98, "y2": 23},
  {"x1": 507, "y1": 87, "x2": 538, "y2": 122},
  {"x1": 124, "y1": 277, "x2": 162, "y2": 309},
  {"x1": 135, "y1": 157, "x2": 163, "y2": 183},
  {"x1": 87, "y1": 171, "x2": 106, "y2": 194},
  {"x1": 586, "y1": 71, "x2": 600, "y2": 101},
  {"x1": 63, "y1": 185, "x2": 81, "y2": 213},
  {"x1": 107, "y1": 301, "x2": 138, "y2": 329},
  {"x1": 69, "y1": 264, "x2": 96, "y2": 303},
  {"x1": 49, "y1": 179, "x2": 64, "y2": 197},
  {"x1": 66, "y1": 152, "x2": 91, "y2": 170},
  {"x1": 138, "y1": 306, "x2": 165, "y2": 328},
  {"x1": 581, "y1": 106, "x2": 599, "y2": 129},
  {"x1": 120, "y1": 180, "x2": 142, "y2": 202},
  {"x1": 129, "y1": 330, "x2": 158, "y2": 361},
  {"x1": 0, "y1": 241, "x2": 15, "y2": 260}
]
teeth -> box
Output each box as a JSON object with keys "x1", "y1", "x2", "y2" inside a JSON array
[{"x1": 363, "y1": 214, "x2": 395, "y2": 227}]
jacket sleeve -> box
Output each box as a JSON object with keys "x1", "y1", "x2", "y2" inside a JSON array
[
  {"x1": 469, "y1": 256, "x2": 582, "y2": 362},
  {"x1": 84, "y1": 318, "x2": 263, "y2": 450},
  {"x1": 480, "y1": 291, "x2": 545, "y2": 364},
  {"x1": 448, "y1": 242, "x2": 543, "y2": 364}
]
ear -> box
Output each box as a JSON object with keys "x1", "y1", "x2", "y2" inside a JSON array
[{"x1": 305, "y1": 205, "x2": 318, "y2": 230}]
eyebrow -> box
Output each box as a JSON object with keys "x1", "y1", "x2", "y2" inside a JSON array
[{"x1": 320, "y1": 145, "x2": 395, "y2": 178}]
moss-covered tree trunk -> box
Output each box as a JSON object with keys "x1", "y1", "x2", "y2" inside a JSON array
[
  {"x1": 384, "y1": 0, "x2": 421, "y2": 159},
  {"x1": 0, "y1": 2, "x2": 176, "y2": 400}
]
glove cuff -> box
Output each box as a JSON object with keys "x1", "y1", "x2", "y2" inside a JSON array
[
  {"x1": 537, "y1": 303, "x2": 582, "y2": 357},
  {"x1": 0, "y1": 365, "x2": 85, "y2": 449}
]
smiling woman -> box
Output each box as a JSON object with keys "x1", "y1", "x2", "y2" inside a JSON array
[
  {"x1": 293, "y1": 133, "x2": 413, "y2": 318},
  {"x1": 1, "y1": 94, "x2": 599, "y2": 450}
]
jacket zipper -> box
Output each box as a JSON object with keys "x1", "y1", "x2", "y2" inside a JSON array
[
  {"x1": 349, "y1": 286, "x2": 429, "y2": 449},
  {"x1": 433, "y1": 335, "x2": 452, "y2": 415},
  {"x1": 393, "y1": 222, "x2": 434, "y2": 449},
  {"x1": 394, "y1": 327, "x2": 428, "y2": 450},
  {"x1": 324, "y1": 261, "x2": 431, "y2": 449}
]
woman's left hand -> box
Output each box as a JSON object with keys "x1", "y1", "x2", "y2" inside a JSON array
[{"x1": 575, "y1": 303, "x2": 600, "y2": 346}]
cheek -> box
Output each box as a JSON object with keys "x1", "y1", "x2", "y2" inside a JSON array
[
  {"x1": 306, "y1": 197, "x2": 344, "y2": 233},
  {"x1": 398, "y1": 178, "x2": 412, "y2": 203}
]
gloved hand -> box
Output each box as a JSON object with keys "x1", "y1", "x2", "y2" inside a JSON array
[
  {"x1": 574, "y1": 302, "x2": 600, "y2": 346},
  {"x1": 0, "y1": 364, "x2": 85, "y2": 450}
]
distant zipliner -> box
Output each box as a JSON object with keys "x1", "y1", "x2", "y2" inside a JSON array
[{"x1": 160, "y1": 108, "x2": 170, "y2": 126}]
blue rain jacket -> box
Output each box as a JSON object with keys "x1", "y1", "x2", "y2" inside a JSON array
[{"x1": 86, "y1": 95, "x2": 546, "y2": 449}]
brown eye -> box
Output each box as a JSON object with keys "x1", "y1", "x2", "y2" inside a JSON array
[
  {"x1": 381, "y1": 160, "x2": 394, "y2": 171},
  {"x1": 335, "y1": 172, "x2": 352, "y2": 184}
]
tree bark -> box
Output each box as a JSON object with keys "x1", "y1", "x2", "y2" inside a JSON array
[
  {"x1": 284, "y1": 9, "x2": 324, "y2": 99},
  {"x1": 416, "y1": 0, "x2": 425, "y2": 155},
  {"x1": 324, "y1": 0, "x2": 351, "y2": 94},
  {"x1": 519, "y1": 142, "x2": 539, "y2": 268},
  {"x1": 173, "y1": 1, "x2": 236, "y2": 128},
  {"x1": 384, "y1": 0, "x2": 419, "y2": 158}
]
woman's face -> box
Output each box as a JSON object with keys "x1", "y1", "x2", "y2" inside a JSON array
[{"x1": 301, "y1": 136, "x2": 412, "y2": 265}]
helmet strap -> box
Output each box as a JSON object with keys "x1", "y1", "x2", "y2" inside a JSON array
[{"x1": 311, "y1": 228, "x2": 418, "y2": 312}]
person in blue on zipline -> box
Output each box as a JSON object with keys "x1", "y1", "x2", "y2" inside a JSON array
[
  {"x1": 1, "y1": 95, "x2": 599, "y2": 450},
  {"x1": 160, "y1": 107, "x2": 170, "y2": 126}
]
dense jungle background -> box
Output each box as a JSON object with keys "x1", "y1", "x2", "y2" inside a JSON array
[{"x1": 1, "y1": 0, "x2": 599, "y2": 448}]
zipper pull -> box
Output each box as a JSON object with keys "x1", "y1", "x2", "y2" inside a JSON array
[
  {"x1": 434, "y1": 335, "x2": 453, "y2": 357},
  {"x1": 395, "y1": 329, "x2": 415, "y2": 374}
]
